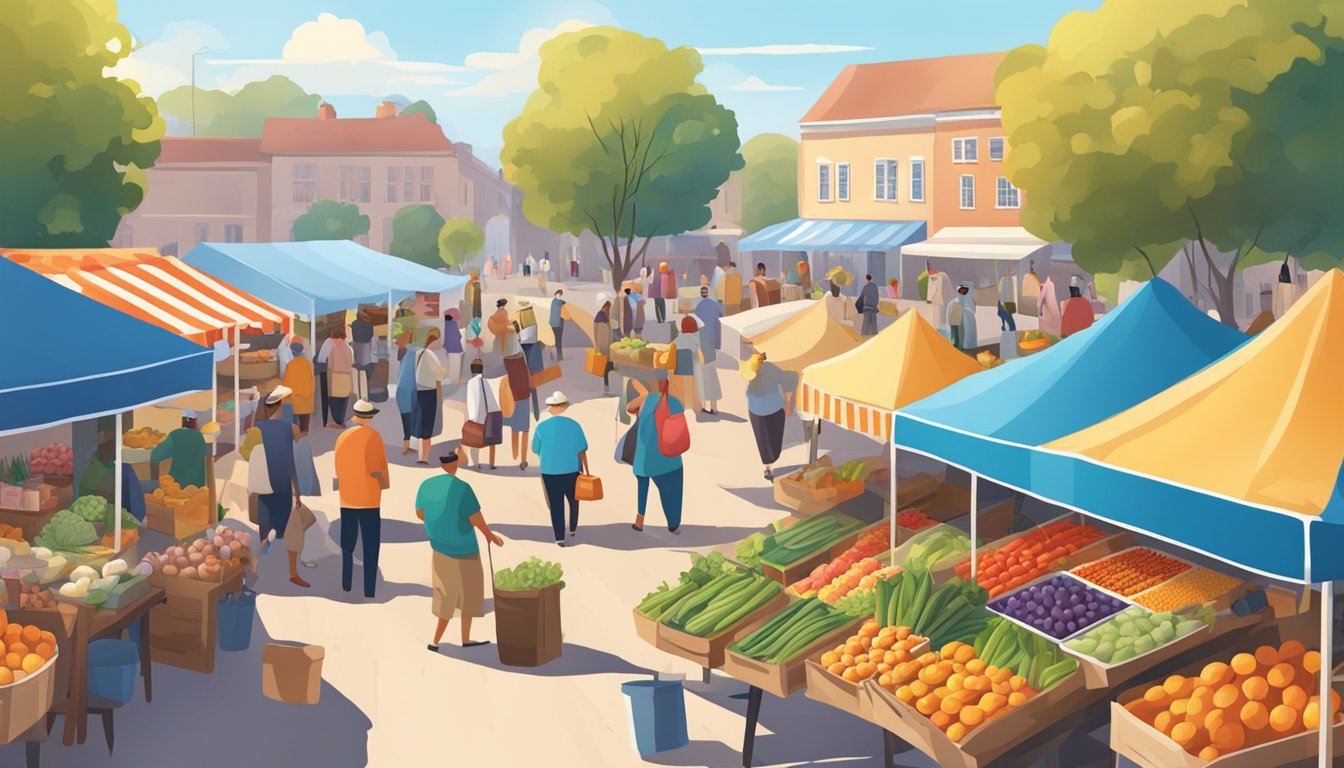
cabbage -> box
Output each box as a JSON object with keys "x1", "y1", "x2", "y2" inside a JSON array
[
  {"x1": 33, "y1": 510, "x2": 98, "y2": 552},
  {"x1": 70, "y1": 495, "x2": 109, "y2": 524}
]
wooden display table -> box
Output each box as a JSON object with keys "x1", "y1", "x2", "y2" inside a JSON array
[{"x1": 146, "y1": 567, "x2": 245, "y2": 674}]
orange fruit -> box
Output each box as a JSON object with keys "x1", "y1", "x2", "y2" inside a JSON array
[
  {"x1": 1267, "y1": 663, "x2": 1295, "y2": 689},
  {"x1": 1170, "y1": 721, "x2": 1198, "y2": 746},
  {"x1": 1154, "y1": 711, "x2": 1174, "y2": 734},
  {"x1": 959, "y1": 706, "x2": 985, "y2": 726},
  {"x1": 1305, "y1": 701, "x2": 1321, "y2": 730},
  {"x1": 1269, "y1": 704, "x2": 1298, "y2": 733},
  {"x1": 1279, "y1": 640, "x2": 1306, "y2": 660},
  {"x1": 1253, "y1": 645, "x2": 1279, "y2": 668},
  {"x1": 1211, "y1": 722, "x2": 1245, "y2": 751},
  {"x1": 1241, "y1": 676, "x2": 1269, "y2": 701},
  {"x1": 1303, "y1": 650, "x2": 1321, "y2": 674},
  {"x1": 946, "y1": 721, "x2": 966, "y2": 741},
  {"x1": 1198, "y1": 746, "x2": 1220, "y2": 761},
  {"x1": 19, "y1": 625, "x2": 38, "y2": 646},
  {"x1": 1282, "y1": 684, "x2": 1308, "y2": 711},
  {"x1": 4, "y1": 653, "x2": 20, "y2": 670},
  {"x1": 1241, "y1": 701, "x2": 1269, "y2": 730},
  {"x1": 1200, "y1": 662, "x2": 1232, "y2": 688},
  {"x1": 34, "y1": 643, "x2": 53, "y2": 661},
  {"x1": 1230, "y1": 653, "x2": 1257, "y2": 676},
  {"x1": 0, "y1": 667, "x2": 12, "y2": 685},
  {"x1": 20, "y1": 654, "x2": 42, "y2": 674},
  {"x1": 1213, "y1": 683, "x2": 1241, "y2": 709}
]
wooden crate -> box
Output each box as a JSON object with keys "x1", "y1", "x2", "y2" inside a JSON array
[
  {"x1": 144, "y1": 498, "x2": 211, "y2": 540},
  {"x1": 146, "y1": 568, "x2": 245, "y2": 673},
  {"x1": 804, "y1": 636, "x2": 929, "y2": 723},
  {"x1": 721, "y1": 617, "x2": 863, "y2": 698},
  {"x1": 653, "y1": 591, "x2": 789, "y2": 669}
]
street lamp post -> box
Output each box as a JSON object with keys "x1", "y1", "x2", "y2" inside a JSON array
[{"x1": 191, "y1": 46, "x2": 209, "y2": 136}]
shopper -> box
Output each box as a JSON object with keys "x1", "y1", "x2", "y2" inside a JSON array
[
  {"x1": 149, "y1": 410, "x2": 206, "y2": 488},
  {"x1": 413, "y1": 330, "x2": 448, "y2": 464},
  {"x1": 743, "y1": 352, "x2": 797, "y2": 481},
  {"x1": 946, "y1": 287, "x2": 965, "y2": 348},
  {"x1": 654, "y1": 262, "x2": 676, "y2": 324},
  {"x1": 1061, "y1": 280, "x2": 1095, "y2": 338},
  {"x1": 334, "y1": 400, "x2": 388, "y2": 598},
  {"x1": 627, "y1": 380, "x2": 684, "y2": 534},
  {"x1": 281, "y1": 341, "x2": 315, "y2": 434},
  {"x1": 549, "y1": 290, "x2": 567, "y2": 361},
  {"x1": 418, "y1": 451, "x2": 502, "y2": 651},
  {"x1": 693, "y1": 286, "x2": 723, "y2": 353},
  {"x1": 954, "y1": 282, "x2": 979, "y2": 349},
  {"x1": 394, "y1": 331, "x2": 422, "y2": 456},
  {"x1": 857, "y1": 274, "x2": 881, "y2": 337},
  {"x1": 675, "y1": 316, "x2": 702, "y2": 412},
  {"x1": 464, "y1": 359, "x2": 501, "y2": 470},
  {"x1": 502, "y1": 372, "x2": 532, "y2": 471},
  {"x1": 350, "y1": 313, "x2": 375, "y2": 401},
  {"x1": 442, "y1": 309, "x2": 465, "y2": 383},
  {"x1": 319, "y1": 326, "x2": 355, "y2": 428},
  {"x1": 593, "y1": 297, "x2": 615, "y2": 395},
  {"x1": 687, "y1": 316, "x2": 721, "y2": 414},
  {"x1": 242, "y1": 387, "x2": 304, "y2": 586},
  {"x1": 537, "y1": 254, "x2": 550, "y2": 295},
  {"x1": 531, "y1": 392, "x2": 589, "y2": 546},
  {"x1": 487, "y1": 298, "x2": 514, "y2": 360}
]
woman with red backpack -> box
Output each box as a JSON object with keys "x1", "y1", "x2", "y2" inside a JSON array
[{"x1": 623, "y1": 378, "x2": 688, "y2": 533}]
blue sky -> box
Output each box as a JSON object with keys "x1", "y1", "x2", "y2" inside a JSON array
[{"x1": 115, "y1": 0, "x2": 1099, "y2": 166}]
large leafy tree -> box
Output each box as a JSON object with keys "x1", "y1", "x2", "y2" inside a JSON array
[
  {"x1": 291, "y1": 200, "x2": 369, "y2": 241},
  {"x1": 437, "y1": 217, "x2": 484, "y2": 271},
  {"x1": 739, "y1": 134, "x2": 798, "y2": 234},
  {"x1": 388, "y1": 204, "x2": 446, "y2": 267},
  {"x1": 502, "y1": 27, "x2": 744, "y2": 292},
  {"x1": 0, "y1": 0, "x2": 164, "y2": 247},
  {"x1": 400, "y1": 100, "x2": 438, "y2": 124},
  {"x1": 996, "y1": 0, "x2": 1344, "y2": 326},
  {"x1": 159, "y1": 76, "x2": 321, "y2": 137}
]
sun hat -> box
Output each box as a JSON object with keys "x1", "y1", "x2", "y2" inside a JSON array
[
  {"x1": 544, "y1": 391, "x2": 569, "y2": 407},
  {"x1": 352, "y1": 399, "x2": 379, "y2": 416}
]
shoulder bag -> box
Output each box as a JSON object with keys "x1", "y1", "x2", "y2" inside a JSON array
[
  {"x1": 654, "y1": 395, "x2": 690, "y2": 457},
  {"x1": 245, "y1": 439, "x2": 272, "y2": 494},
  {"x1": 615, "y1": 417, "x2": 639, "y2": 465}
]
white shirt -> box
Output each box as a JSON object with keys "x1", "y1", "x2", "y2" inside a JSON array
[
  {"x1": 466, "y1": 374, "x2": 500, "y2": 421},
  {"x1": 414, "y1": 347, "x2": 447, "y2": 390}
]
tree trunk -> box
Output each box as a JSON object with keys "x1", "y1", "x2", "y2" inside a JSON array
[{"x1": 1208, "y1": 266, "x2": 1239, "y2": 329}]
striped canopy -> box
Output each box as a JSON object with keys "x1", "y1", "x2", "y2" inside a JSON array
[{"x1": 3, "y1": 249, "x2": 289, "y2": 346}]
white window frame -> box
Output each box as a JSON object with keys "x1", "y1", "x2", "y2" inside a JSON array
[
  {"x1": 953, "y1": 137, "x2": 979, "y2": 164},
  {"x1": 291, "y1": 163, "x2": 316, "y2": 204},
  {"x1": 909, "y1": 157, "x2": 925, "y2": 203},
  {"x1": 959, "y1": 174, "x2": 976, "y2": 210},
  {"x1": 873, "y1": 158, "x2": 898, "y2": 202},
  {"x1": 386, "y1": 166, "x2": 398, "y2": 203},
  {"x1": 818, "y1": 163, "x2": 833, "y2": 203},
  {"x1": 836, "y1": 163, "x2": 850, "y2": 202},
  {"x1": 988, "y1": 137, "x2": 1005, "y2": 162},
  {"x1": 995, "y1": 176, "x2": 1021, "y2": 209},
  {"x1": 420, "y1": 165, "x2": 434, "y2": 202}
]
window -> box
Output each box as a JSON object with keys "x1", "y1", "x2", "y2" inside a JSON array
[
  {"x1": 989, "y1": 137, "x2": 1005, "y2": 162},
  {"x1": 910, "y1": 158, "x2": 925, "y2": 202},
  {"x1": 358, "y1": 166, "x2": 370, "y2": 203},
  {"x1": 403, "y1": 166, "x2": 415, "y2": 201},
  {"x1": 291, "y1": 164, "x2": 316, "y2": 203},
  {"x1": 339, "y1": 166, "x2": 371, "y2": 203},
  {"x1": 836, "y1": 163, "x2": 850, "y2": 201},
  {"x1": 874, "y1": 159, "x2": 898, "y2": 201},
  {"x1": 462, "y1": 182, "x2": 469, "y2": 206},
  {"x1": 953, "y1": 137, "x2": 979, "y2": 163},
  {"x1": 224, "y1": 224, "x2": 243, "y2": 242},
  {"x1": 386, "y1": 167, "x2": 398, "y2": 203},
  {"x1": 420, "y1": 165, "x2": 434, "y2": 202},
  {"x1": 195, "y1": 223, "x2": 208, "y2": 243},
  {"x1": 959, "y1": 175, "x2": 976, "y2": 210},
  {"x1": 995, "y1": 177, "x2": 1021, "y2": 209},
  {"x1": 818, "y1": 164, "x2": 832, "y2": 202}
]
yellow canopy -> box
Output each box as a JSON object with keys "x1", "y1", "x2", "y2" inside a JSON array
[
  {"x1": 1048, "y1": 269, "x2": 1344, "y2": 517},
  {"x1": 800, "y1": 310, "x2": 983, "y2": 440},
  {"x1": 746, "y1": 300, "x2": 861, "y2": 374}
]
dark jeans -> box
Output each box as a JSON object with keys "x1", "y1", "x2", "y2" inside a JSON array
[
  {"x1": 330, "y1": 396, "x2": 349, "y2": 425},
  {"x1": 637, "y1": 468, "x2": 683, "y2": 529},
  {"x1": 340, "y1": 507, "x2": 381, "y2": 597},
  {"x1": 542, "y1": 472, "x2": 580, "y2": 541},
  {"x1": 654, "y1": 298, "x2": 667, "y2": 323},
  {"x1": 317, "y1": 371, "x2": 330, "y2": 426},
  {"x1": 258, "y1": 491, "x2": 291, "y2": 542},
  {"x1": 997, "y1": 302, "x2": 1017, "y2": 331},
  {"x1": 400, "y1": 410, "x2": 415, "y2": 441},
  {"x1": 551, "y1": 324, "x2": 564, "y2": 359}
]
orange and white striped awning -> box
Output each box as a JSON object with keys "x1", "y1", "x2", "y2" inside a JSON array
[{"x1": 2, "y1": 249, "x2": 288, "y2": 346}]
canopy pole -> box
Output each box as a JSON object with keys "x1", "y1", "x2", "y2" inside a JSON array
[
  {"x1": 1321, "y1": 582, "x2": 1334, "y2": 768},
  {"x1": 210, "y1": 362, "x2": 218, "y2": 458},
  {"x1": 233, "y1": 325, "x2": 241, "y2": 451},
  {"x1": 387, "y1": 290, "x2": 394, "y2": 356},
  {"x1": 888, "y1": 420, "x2": 897, "y2": 558},
  {"x1": 114, "y1": 412, "x2": 123, "y2": 552},
  {"x1": 969, "y1": 472, "x2": 979, "y2": 584}
]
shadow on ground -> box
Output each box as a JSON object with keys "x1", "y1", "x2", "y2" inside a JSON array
[
  {"x1": 490, "y1": 522, "x2": 763, "y2": 550},
  {"x1": 437, "y1": 641, "x2": 650, "y2": 678}
]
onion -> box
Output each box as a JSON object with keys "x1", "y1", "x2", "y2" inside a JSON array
[
  {"x1": 163, "y1": 564, "x2": 179, "y2": 577},
  {"x1": 181, "y1": 566, "x2": 198, "y2": 579}
]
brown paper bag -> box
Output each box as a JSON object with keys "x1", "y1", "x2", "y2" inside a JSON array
[
  {"x1": 261, "y1": 643, "x2": 324, "y2": 704},
  {"x1": 494, "y1": 583, "x2": 562, "y2": 667}
]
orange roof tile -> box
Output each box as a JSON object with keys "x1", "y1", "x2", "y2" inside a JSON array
[
  {"x1": 158, "y1": 137, "x2": 264, "y2": 164},
  {"x1": 260, "y1": 112, "x2": 455, "y2": 155},
  {"x1": 801, "y1": 53, "x2": 1005, "y2": 124}
]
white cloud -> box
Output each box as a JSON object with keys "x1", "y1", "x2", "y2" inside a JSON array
[
  {"x1": 282, "y1": 13, "x2": 387, "y2": 63},
  {"x1": 730, "y1": 75, "x2": 802, "y2": 92},
  {"x1": 109, "y1": 21, "x2": 230, "y2": 96},
  {"x1": 696, "y1": 43, "x2": 874, "y2": 56},
  {"x1": 444, "y1": 19, "x2": 594, "y2": 98}
]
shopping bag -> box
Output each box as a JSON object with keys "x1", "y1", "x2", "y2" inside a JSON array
[
  {"x1": 483, "y1": 411, "x2": 503, "y2": 445},
  {"x1": 575, "y1": 474, "x2": 603, "y2": 502},
  {"x1": 532, "y1": 365, "x2": 562, "y2": 387},
  {"x1": 246, "y1": 447, "x2": 272, "y2": 495},
  {"x1": 615, "y1": 421, "x2": 638, "y2": 465},
  {"x1": 585, "y1": 349, "x2": 608, "y2": 377},
  {"x1": 461, "y1": 421, "x2": 487, "y2": 448},
  {"x1": 655, "y1": 395, "x2": 690, "y2": 457}
]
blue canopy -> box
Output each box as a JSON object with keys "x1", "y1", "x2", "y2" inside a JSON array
[
  {"x1": 893, "y1": 279, "x2": 1246, "y2": 493},
  {"x1": 0, "y1": 256, "x2": 214, "y2": 436},
  {"x1": 184, "y1": 242, "x2": 465, "y2": 317},
  {"x1": 739, "y1": 218, "x2": 926, "y2": 253}
]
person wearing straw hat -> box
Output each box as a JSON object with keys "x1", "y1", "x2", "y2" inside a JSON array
[
  {"x1": 242, "y1": 386, "x2": 301, "y2": 558},
  {"x1": 418, "y1": 451, "x2": 502, "y2": 652},
  {"x1": 334, "y1": 399, "x2": 389, "y2": 598},
  {"x1": 531, "y1": 391, "x2": 589, "y2": 546}
]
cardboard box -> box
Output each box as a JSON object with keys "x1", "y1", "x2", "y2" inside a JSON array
[
  {"x1": 654, "y1": 591, "x2": 789, "y2": 669},
  {"x1": 805, "y1": 636, "x2": 929, "y2": 723},
  {"x1": 721, "y1": 618, "x2": 863, "y2": 698},
  {"x1": 1063, "y1": 609, "x2": 1262, "y2": 691},
  {"x1": 760, "y1": 515, "x2": 876, "y2": 585},
  {"x1": 866, "y1": 667, "x2": 1085, "y2": 768},
  {"x1": 633, "y1": 607, "x2": 659, "y2": 647},
  {"x1": 262, "y1": 643, "x2": 324, "y2": 705}
]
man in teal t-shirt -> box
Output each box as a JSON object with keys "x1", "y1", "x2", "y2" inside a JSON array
[
  {"x1": 530, "y1": 392, "x2": 589, "y2": 545},
  {"x1": 416, "y1": 452, "x2": 503, "y2": 652},
  {"x1": 149, "y1": 411, "x2": 207, "y2": 488}
]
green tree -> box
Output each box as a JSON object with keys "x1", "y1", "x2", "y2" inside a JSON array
[
  {"x1": 291, "y1": 200, "x2": 369, "y2": 241},
  {"x1": 996, "y1": 0, "x2": 1344, "y2": 326},
  {"x1": 738, "y1": 134, "x2": 798, "y2": 234},
  {"x1": 437, "y1": 217, "x2": 485, "y2": 271},
  {"x1": 400, "y1": 100, "x2": 438, "y2": 124},
  {"x1": 388, "y1": 204, "x2": 447, "y2": 267},
  {"x1": 159, "y1": 76, "x2": 321, "y2": 137},
  {"x1": 502, "y1": 27, "x2": 744, "y2": 292},
  {"x1": 0, "y1": 0, "x2": 164, "y2": 247}
]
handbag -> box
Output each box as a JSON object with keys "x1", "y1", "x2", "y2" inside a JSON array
[
  {"x1": 655, "y1": 394, "x2": 690, "y2": 457},
  {"x1": 674, "y1": 348, "x2": 694, "y2": 376},
  {"x1": 461, "y1": 421, "x2": 486, "y2": 448},
  {"x1": 532, "y1": 365, "x2": 562, "y2": 387},
  {"x1": 330, "y1": 371, "x2": 353, "y2": 398},
  {"x1": 585, "y1": 349, "x2": 609, "y2": 377},
  {"x1": 575, "y1": 474, "x2": 603, "y2": 502},
  {"x1": 615, "y1": 420, "x2": 638, "y2": 465},
  {"x1": 245, "y1": 442, "x2": 272, "y2": 494}
]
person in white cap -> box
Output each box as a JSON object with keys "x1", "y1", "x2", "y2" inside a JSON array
[
  {"x1": 149, "y1": 409, "x2": 206, "y2": 488},
  {"x1": 530, "y1": 391, "x2": 589, "y2": 545},
  {"x1": 333, "y1": 399, "x2": 389, "y2": 598},
  {"x1": 242, "y1": 387, "x2": 302, "y2": 581}
]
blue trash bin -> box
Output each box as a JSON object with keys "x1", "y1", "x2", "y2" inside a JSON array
[
  {"x1": 87, "y1": 640, "x2": 139, "y2": 706},
  {"x1": 621, "y1": 677, "x2": 689, "y2": 756},
  {"x1": 218, "y1": 590, "x2": 256, "y2": 652}
]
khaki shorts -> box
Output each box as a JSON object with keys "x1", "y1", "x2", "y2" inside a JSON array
[{"x1": 431, "y1": 551, "x2": 485, "y2": 620}]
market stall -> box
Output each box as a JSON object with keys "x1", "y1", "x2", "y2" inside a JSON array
[{"x1": 719, "y1": 301, "x2": 814, "y2": 361}]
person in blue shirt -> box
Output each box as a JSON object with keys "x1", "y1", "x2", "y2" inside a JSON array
[
  {"x1": 548, "y1": 290, "x2": 567, "y2": 361},
  {"x1": 530, "y1": 391, "x2": 589, "y2": 545},
  {"x1": 627, "y1": 379, "x2": 684, "y2": 534},
  {"x1": 416, "y1": 452, "x2": 503, "y2": 652}
]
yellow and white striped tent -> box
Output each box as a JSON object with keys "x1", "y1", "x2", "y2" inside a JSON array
[{"x1": 799, "y1": 310, "x2": 982, "y2": 440}]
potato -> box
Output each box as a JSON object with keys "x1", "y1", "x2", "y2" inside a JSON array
[
  {"x1": 181, "y1": 566, "x2": 198, "y2": 580},
  {"x1": 162, "y1": 564, "x2": 179, "y2": 577}
]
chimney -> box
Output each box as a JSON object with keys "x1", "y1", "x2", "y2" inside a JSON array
[
  {"x1": 316, "y1": 102, "x2": 337, "y2": 120},
  {"x1": 376, "y1": 100, "x2": 397, "y2": 119}
]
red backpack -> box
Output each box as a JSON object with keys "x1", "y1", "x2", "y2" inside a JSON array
[{"x1": 655, "y1": 394, "x2": 690, "y2": 457}]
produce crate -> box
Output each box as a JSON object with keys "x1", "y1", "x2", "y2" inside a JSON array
[
  {"x1": 146, "y1": 567, "x2": 245, "y2": 673},
  {"x1": 1111, "y1": 625, "x2": 1344, "y2": 768},
  {"x1": 760, "y1": 513, "x2": 873, "y2": 586},
  {"x1": 804, "y1": 636, "x2": 929, "y2": 723},
  {"x1": 144, "y1": 498, "x2": 211, "y2": 540},
  {"x1": 721, "y1": 617, "x2": 863, "y2": 699},
  {"x1": 1064, "y1": 608, "x2": 1261, "y2": 690},
  {"x1": 103, "y1": 574, "x2": 152, "y2": 610},
  {"x1": 866, "y1": 667, "x2": 1085, "y2": 768},
  {"x1": 772, "y1": 474, "x2": 863, "y2": 518},
  {"x1": 654, "y1": 591, "x2": 790, "y2": 669},
  {"x1": 216, "y1": 356, "x2": 279, "y2": 381},
  {"x1": 1068, "y1": 545, "x2": 1199, "y2": 599},
  {"x1": 1129, "y1": 566, "x2": 1252, "y2": 614},
  {"x1": 864, "y1": 469, "x2": 938, "y2": 506},
  {"x1": 986, "y1": 571, "x2": 1133, "y2": 645},
  {"x1": 900, "y1": 482, "x2": 1014, "y2": 541},
  {"x1": 933, "y1": 513, "x2": 1132, "y2": 584},
  {"x1": 633, "y1": 607, "x2": 659, "y2": 647},
  {"x1": 0, "y1": 647, "x2": 58, "y2": 744}
]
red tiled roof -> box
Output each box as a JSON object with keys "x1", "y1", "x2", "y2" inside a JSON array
[
  {"x1": 157, "y1": 137, "x2": 264, "y2": 164},
  {"x1": 259, "y1": 112, "x2": 455, "y2": 155},
  {"x1": 801, "y1": 53, "x2": 1006, "y2": 124}
]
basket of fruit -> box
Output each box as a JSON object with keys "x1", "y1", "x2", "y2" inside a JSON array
[{"x1": 0, "y1": 612, "x2": 60, "y2": 743}]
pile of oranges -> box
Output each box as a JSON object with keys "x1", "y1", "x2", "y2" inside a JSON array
[
  {"x1": 883, "y1": 641, "x2": 1040, "y2": 742},
  {"x1": 819, "y1": 621, "x2": 925, "y2": 685},
  {"x1": 0, "y1": 610, "x2": 57, "y2": 685}
]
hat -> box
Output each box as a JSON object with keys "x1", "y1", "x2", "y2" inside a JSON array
[
  {"x1": 352, "y1": 399, "x2": 379, "y2": 417},
  {"x1": 519, "y1": 300, "x2": 532, "y2": 308},
  {"x1": 439, "y1": 452, "x2": 460, "y2": 464},
  {"x1": 264, "y1": 385, "x2": 293, "y2": 405},
  {"x1": 181, "y1": 409, "x2": 199, "y2": 421},
  {"x1": 544, "y1": 391, "x2": 569, "y2": 406}
]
